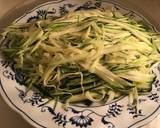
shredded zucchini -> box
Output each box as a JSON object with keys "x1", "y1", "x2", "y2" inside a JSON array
[{"x1": 1, "y1": 9, "x2": 160, "y2": 107}]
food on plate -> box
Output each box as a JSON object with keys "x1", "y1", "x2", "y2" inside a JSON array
[{"x1": 1, "y1": 9, "x2": 160, "y2": 107}]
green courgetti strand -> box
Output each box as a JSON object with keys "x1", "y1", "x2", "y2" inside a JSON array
[{"x1": 1, "y1": 9, "x2": 160, "y2": 108}]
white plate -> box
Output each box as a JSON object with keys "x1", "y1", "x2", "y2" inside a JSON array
[{"x1": 0, "y1": 0, "x2": 160, "y2": 128}]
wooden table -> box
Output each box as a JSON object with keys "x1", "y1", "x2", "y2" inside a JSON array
[{"x1": 0, "y1": 0, "x2": 160, "y2": 128}]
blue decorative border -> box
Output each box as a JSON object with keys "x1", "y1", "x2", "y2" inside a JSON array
[
  {"x1": 128, "y1": 106, "x2": 160, "y2": 128},
  {"x1": 0, "y1": 79, "x2": 47, "y2": 128},
  {"x1": 1, "y1": 77, "x2": 160, "y2": 128}
]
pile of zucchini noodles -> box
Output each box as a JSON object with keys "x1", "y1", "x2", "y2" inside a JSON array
[{"x1": 1, "y1": 9, "x2": 160, "y2": 108}]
